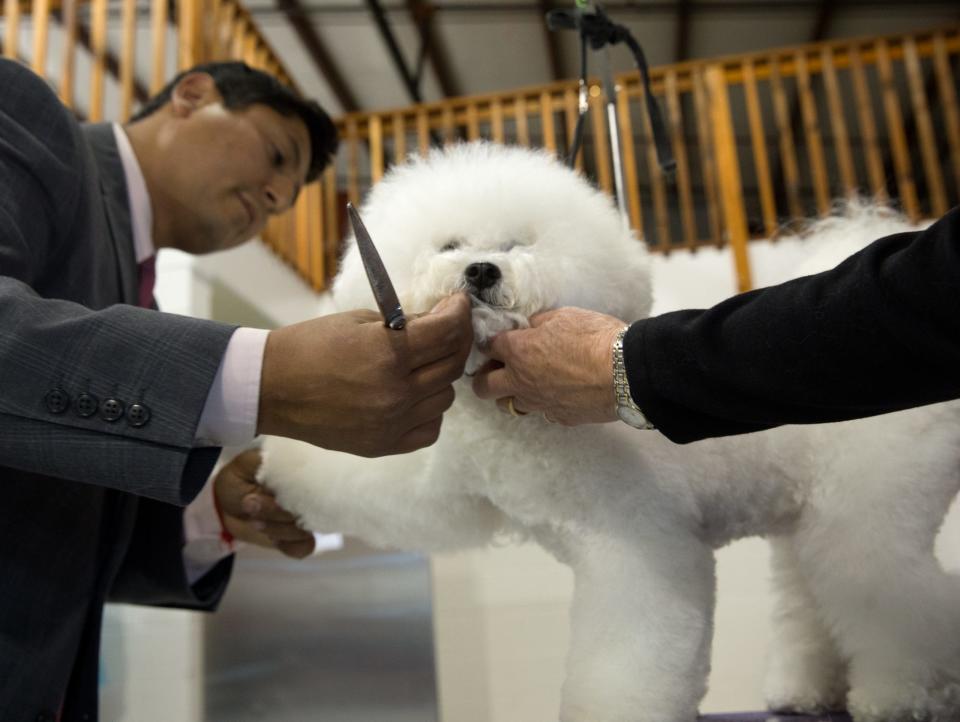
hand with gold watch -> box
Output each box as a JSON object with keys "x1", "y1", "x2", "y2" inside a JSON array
[{"x1": 612, "y1": 327, "x2": 656, "y2": 430}]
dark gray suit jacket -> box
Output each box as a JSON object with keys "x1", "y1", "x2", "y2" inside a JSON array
[{"x1": 0, "y1": 59, "x2": 238, "y2": 721}]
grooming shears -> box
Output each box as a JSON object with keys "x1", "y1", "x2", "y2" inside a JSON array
[{"x1": 346, "y1": 202, "x2": 407, "y2": 330}]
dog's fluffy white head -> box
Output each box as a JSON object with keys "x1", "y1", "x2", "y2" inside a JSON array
[{"x1": 333, "y1": 142, "x2": 652, "y2": 351}]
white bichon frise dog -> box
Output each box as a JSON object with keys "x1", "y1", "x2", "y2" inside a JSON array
[{"x1": 259, "y1": 142, "x2": 960, "y2": 722}]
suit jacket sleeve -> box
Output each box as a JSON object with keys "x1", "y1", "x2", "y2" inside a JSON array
[
  {"x1": 624, "y1": 204, "x2": 960, "y2": 443},
  {"x1": 109, "y1": 497, "x2": 235, "y2": 610},
  {"x1": 0, "y1": 58, "x2": 237, "y2": 506}
]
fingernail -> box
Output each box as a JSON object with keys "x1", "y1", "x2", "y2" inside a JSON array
[{"x1": 242, "y1": 496, "x2": 262, "y2": 515}]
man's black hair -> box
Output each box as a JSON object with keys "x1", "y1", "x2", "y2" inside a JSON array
[{"x1": 130, "y1": 61, "x2": 338, "y2": 183}]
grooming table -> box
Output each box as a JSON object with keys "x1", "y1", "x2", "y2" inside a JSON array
[{"x1": 698, "y1": 714, "x2": 852, "y2": 721}]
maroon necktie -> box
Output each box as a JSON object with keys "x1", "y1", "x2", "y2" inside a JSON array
[{"x1": 137, "y1": 255, "x2": 156, "y2": 308}]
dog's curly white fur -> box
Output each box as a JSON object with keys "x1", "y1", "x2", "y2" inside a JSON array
[{"x1": 259, "y1": 143, "x2": 960, "y2": 722}]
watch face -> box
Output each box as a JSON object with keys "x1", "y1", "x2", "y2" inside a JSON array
[{"x1": 617, "y1": 405, "x2": 649, "y2": 429}]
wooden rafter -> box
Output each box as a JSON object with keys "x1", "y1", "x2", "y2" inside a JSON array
[
  {"x1": 408, "y1": 0, "x2": 459, "y2": 97},
  {"x1": 538, "y1": 0, "x2": 563, "y2": 81},
  {"x1": 276, "y1": 0, "x2": 359, "y2": 112},
  {"x1": 366, "y1": 0, "x2": 422, "y2": 102},
  {"x1": 675, "y1": 0, "x2": 692, "y2": 63}
]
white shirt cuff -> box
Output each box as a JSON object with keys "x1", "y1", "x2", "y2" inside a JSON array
[
  {"x1": 194, "y1": 327, "x2": 269, "y2": 447},
  {"x1": 182, "y1": 466, "x2": 242, "y2": 586}
]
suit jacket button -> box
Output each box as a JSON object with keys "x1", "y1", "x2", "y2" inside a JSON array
[
  {"x1": 35, "y1": 712, "x2": 56, "y2": 722},
  {"x1": 75, "y1": 393, "x2": 99, "y2": 418},
  {"x1": 44, "y1": 388, "x2": 69, "y2": 414},
  {"x1": 127, "y1": 403, "x2": 151, "y2": 428},
  {"x1": 100, "y1": 398, "x2": 125, "y2": 422}
]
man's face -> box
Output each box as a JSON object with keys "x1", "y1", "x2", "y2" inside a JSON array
[{"x1": 155, "y1": 76, "x2": 312, "y2": 255}]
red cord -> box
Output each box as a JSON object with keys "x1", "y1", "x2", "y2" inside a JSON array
[{"x1": 212, "y1": 488, "x2": 235, "y2": 546}]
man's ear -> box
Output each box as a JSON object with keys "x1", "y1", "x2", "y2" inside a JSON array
[{"x1": 170, "y1": 72, "x2": 220, "y2": 117}]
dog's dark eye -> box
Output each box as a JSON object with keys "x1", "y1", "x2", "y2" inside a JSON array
[{"x1": 440, "y1": 239, "x2": 461, "y2": 253}]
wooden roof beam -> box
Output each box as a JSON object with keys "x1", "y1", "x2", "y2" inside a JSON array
[
  {"x1": 407, "y1": 0, "x2": 460, "y2": 97},
  {"x1": 538, "y1": 0, "x2": 564, "y2": 81},
  {"x1": 675, "y1": 0, "x2": 692, "y2": 63},
  {"x1": 276, "y1": 0, "x2": 360, "y2": 112}
]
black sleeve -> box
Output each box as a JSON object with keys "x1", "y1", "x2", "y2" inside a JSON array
[{"x1": 624, "y1": 204, "x2": 960, "y2": 443}]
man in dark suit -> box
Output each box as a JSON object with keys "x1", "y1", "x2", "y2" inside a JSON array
[{"x1": 0, "y1": 59, "x2": 473, "y2": 721}]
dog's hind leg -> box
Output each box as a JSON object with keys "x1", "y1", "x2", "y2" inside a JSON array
[
  {"x1": 764, "y1": 535, "x2": 848, "y2": 714},
  {"x1": 790, "y1": 463, "x2": 960, "y2": 722},
  {"x1": 558, "y1": 528, "x2": 715, "y2": 722}
]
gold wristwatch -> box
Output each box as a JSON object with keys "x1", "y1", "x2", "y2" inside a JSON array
[{"x1": 612, "y1": 327, "x2": 655, "y2": 430}]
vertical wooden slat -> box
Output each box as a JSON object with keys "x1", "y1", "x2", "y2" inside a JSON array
[
  {"x1": 742, "y1": 60, "x2": 777, "y2": 238},
  {"x1": 876, "y1": 39, "x2": 919, "y2": 220},
  {"x1": 706, "y1": 66, "x2": 752, "y2": 293},
  {"x1": 416, "y1": 108, "x2": 430, "y2": 156},
  {"x1": 903, "y1": 37, "x2": 948, "y2": 217},
  {"x1": 208, "y1": 0, "x2": 225, "y2": 60},
  {"x1": 346, "y1": 118, "x2": 360, "y2": 206},
  {"x1": 151, "y1": 0, "x2": 169, "y2": 92},
  {"x1": 323, "y1": 164, "x2": 339, "y2": 283},
  {"x1": 31, "y1": 0, "x2": 51, "y2": 75},
  {"x1": 490, "y1": 98, "x2": 505, "y2": 144},
  {"x1": 539, "y1": 91, "x2": 556, "y2": 153},
  {"x1": 849, "y1": 44, "x2": 887, "y2": 202},
  {"x1": 120, "y1": 0, "x2": 137, "y2": 121},
  {"x1": 514, "y1": 96, "x2": 530, "y2": 146},
  {"x1": 769, "y1": 57, "x2": 803, "y2": 219},
  {"x1": 59, "y1": 0, "x2": 79, "y2": 108},
  {"x1": 242, "y1": 33, "x2": 258, "y2": 68},
  {"x1": 693, "y1": 67, "x2": 721, "y2": 245},
  {"x1": 3, "y1": 0, "x2": 20, "y2": 59},
  {"x1": 932, "y1": 32, "x2": 960, "y2": 200},
  {"x1": 230, "y1": 15, "x2": 245, "y2": 60},
  {"x1": 589, "y1": 88, "x2": 611, "y2": 193},
  {"x1": 795, "y1": 51, "x2": 830, "y2": 216},
  {"x1": 284, "y1": 206, "x2": 297, "y2": 267},
  {"x1": 466, "y1": 103, "x2": 480, "y2": 141},
  {"x1": 392, "y1": 112, "x2": 407, "y2": 165},
  {"x1": 665, "y1": 69, "x2": 697, "y2": 247},
  {"x1": 820, "y1": 46, "x2": 857, "y2": 198},
  {"x1": 369, "y1": 115, "x2": 384, "y2": 183},
  {"x1": 179, "y1": 0, "x2": 203, "y2": 70},
  {"x1": 616, "y1": 83, "x2": 643, "y2": 236},
  {"x1": 441, "y1": 106, "x2": 456, "y2": 146},
  {"x1": 639, "y1": 83, "x2": 671, "y2": 249},
  {"x1": 296, "y1": 192, "x2": 310, "y2": 278},
  {"x1": 310, "y1": 182, "x2": 326, "y2": 290},
  {"x1": 89, "y1": 0, "x2": 108, "y2": 121}
]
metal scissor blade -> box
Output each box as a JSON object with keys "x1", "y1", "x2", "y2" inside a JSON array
[{"x1": 347, "y1": 202, "x2": 406, "y2": 330}]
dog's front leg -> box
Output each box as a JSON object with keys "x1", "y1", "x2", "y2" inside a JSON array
[
  {"x1": 558, "y1": 529, "x2": 716, "y2": 722},
  {"x1": 258, "y1": 435, "x2": 505, "y2": 553}
]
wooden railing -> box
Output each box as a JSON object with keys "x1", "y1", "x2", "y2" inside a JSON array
[
  {"x1": 317, "y1": 24, "x2": 960, "y2": 293},
  {"x1": 3, "y1": 3, "x2": 958, "y2": 293}
]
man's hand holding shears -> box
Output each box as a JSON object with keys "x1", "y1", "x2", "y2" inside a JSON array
[{"x1": 256, "y1": 204, "x2": 473, "y2": 458}]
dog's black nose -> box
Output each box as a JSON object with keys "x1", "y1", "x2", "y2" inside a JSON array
[{"x1": 464, "y1": 262, "x2": 502, "y2": 291}]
